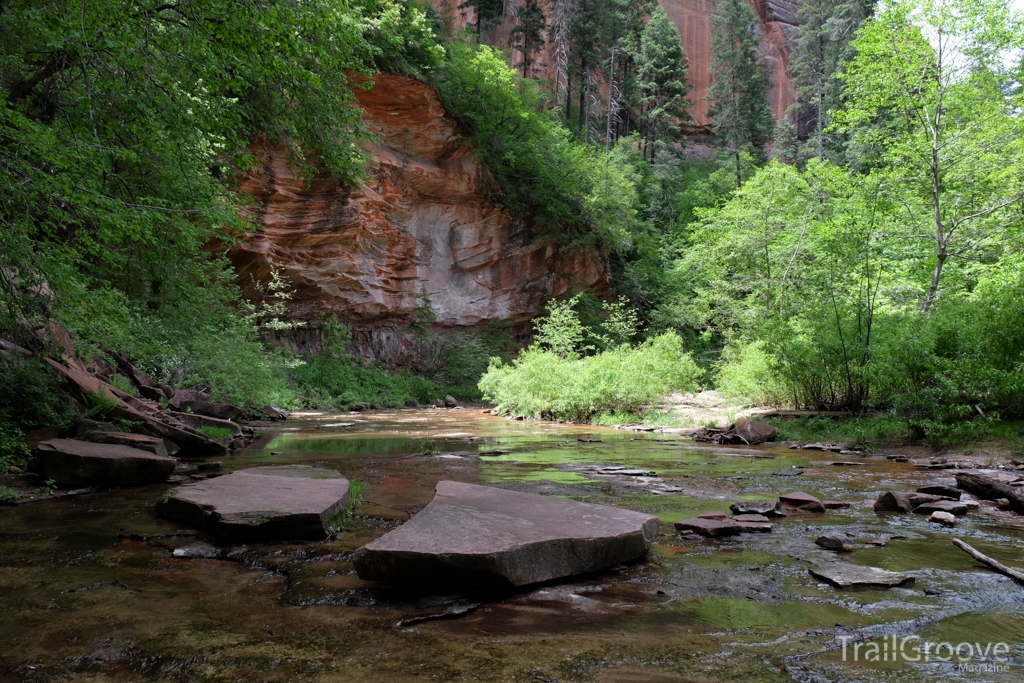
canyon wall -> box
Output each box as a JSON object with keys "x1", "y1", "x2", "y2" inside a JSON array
[
  {"x1": 228, "y1": 74, "x2": 610, "y2": 343},
  {"x1": 453, "y1": 0, "x2": 799, "y2": 131}
]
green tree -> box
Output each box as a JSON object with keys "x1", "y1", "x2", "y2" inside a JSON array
[
  {"x1": 460, "y1": 0, "x2": 505, "y2": 35},
  {"x1": 832, "y1": 0, "x2": 1024, "y2": 311},
  {"x1": 511, "y1": 0, "x2": 547, "y2": 77},
  {"x1": 706, "y1": 0, "x2": 773, "y2": 187},
  {"x1": 634, "y1": 6, "x2": 690, "y2": 163}
]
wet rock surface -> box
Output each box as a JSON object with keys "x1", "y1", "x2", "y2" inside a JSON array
[
  {"x1": 779, "y1": 490, "x2": 826, "y2": 513},
  {"x1": 159, "y1": 466, "x2": 350, "y2": 541},
  {"x1": 353, "y1": 480, "x2": 659, "y2": 587},
  {"x1": 76, "y1": 431, "x2": 174, "y2": 458},
  {"x1": 30, "y1": 438, "x2": 176, "y2": 487},
  {"x1": 730, "y1": 499, "x2": 786, "y2": 517},
  {"x1": 809, "y1": 563, "x2": 916, "y2": 589},
  {"x1": 674, "y1": 517, "x2": 742, "y2": 537}
]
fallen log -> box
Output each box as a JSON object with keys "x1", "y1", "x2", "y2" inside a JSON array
[
  {"x1": 954, "y1": 472, "x2": 1024, "y2": 514},
  {"x1": 952, "y1": 538, "x2": 1024, "y2": 585}
]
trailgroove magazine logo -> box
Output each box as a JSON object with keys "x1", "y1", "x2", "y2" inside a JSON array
[{"x1": 839, "y1": 635, "x2": 1012, "y2": 670}]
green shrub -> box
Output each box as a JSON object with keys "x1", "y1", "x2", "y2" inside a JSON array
[
  {"x1": 479, "y1": 331, "x2": 702, "y2": 421},
  {"x1": 108, "y1": 374, "x2": 135, "y2": 395},
  {"x1": 199, "y1": 426, "x2": 234, "y2": 440},
  {"x1": 293, "y1": 354, "x2": 441, "y2": 409},
  {"x1": 715, "y1": 340, "x2": 786, "y2": 405},
  {"x1": 0, "y1": 486, "x2": 20, "y2": 503}
]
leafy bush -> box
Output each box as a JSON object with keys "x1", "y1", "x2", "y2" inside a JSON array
[
  {"x1": 199, "y1": 426, "x2": 234, "y2": 440},
  {"x1": 479, "y1": 332, "x2": 701, "y2": 421},
  {"x1": 0, "y1": 357, "x2": 80, "y2": 471},
  {"x1": 108, "y1": 374, "x2": 135, "y2": 395}
]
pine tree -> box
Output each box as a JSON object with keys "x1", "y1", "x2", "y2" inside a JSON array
[
  {"x1": 635, "y1": 6, "x2": 689, "y2": 163},
  {"x1": 706, "y1": 0, "x2": 773, "y2": 187},
  {"x1": 790, "y1": 0, "x2": 872, "y2": 162},
  {"x1": 459, "y1": 0, "x2": 504, "y2": 35},
  {"x1": 511, "y1": 0, "x2": 547, "y2": 77},
  {"x1": 770, "y1": 105, "x2": 801, "y2": 166}
]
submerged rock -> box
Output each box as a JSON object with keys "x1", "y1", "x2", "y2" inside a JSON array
[
  {"x1": 822, "y1": 500, "x2": 853, "y2": 510},
  {"x1": 675, "y1": 517, "x2": 742, "y2": 537},
  {"x1": 730, "y1": 499, "x2": 787, "y2": 517},
  {"x1": 31, "y1": 438, "x2": 176, "y2": 488},
  {"x1": 353, "y1": 481, "x2": 659, "y2": 587},
  {"x1": 810, "y1": 563, "x2": 915, "y2": 589},
  {"x1": 779, "y1": 491, "x2": 825, "y2": 513},
  {"x1": 159, "y1": 466, "x2": 350, "y2": 541}
]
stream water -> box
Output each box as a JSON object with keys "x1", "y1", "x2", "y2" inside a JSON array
[{"x1": 2, "y1": 408, "x2": 1023, "y2": 682}]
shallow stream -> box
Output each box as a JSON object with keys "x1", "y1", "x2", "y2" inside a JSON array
[{"x1": 2, "y1": 409, "x2": 1023, "y2": 682}]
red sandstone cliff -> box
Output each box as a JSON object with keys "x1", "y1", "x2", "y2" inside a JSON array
[{"x1": 228, "y1": 74, "x2": 610, "y2": 334}]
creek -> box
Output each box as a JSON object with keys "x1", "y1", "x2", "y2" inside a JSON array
[{"x1": 2, "y1": 408, "x2": 1023, "y2": 682}]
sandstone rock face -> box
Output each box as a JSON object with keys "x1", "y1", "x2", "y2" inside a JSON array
[
  {"x1": 229, "y1": 74, "x2": 610, "y2": 339},
  {"x1": 353, "y1": 480, "x2": 660, "y2": 587},
  {"x1": 159, "y1": 466, "x2": 351, "y2": 541}
]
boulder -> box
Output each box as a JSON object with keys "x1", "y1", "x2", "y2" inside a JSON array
[
  {"x1": 78, "y1": 431, "x2": 177, "y2": 458},
  {"x1": 674, "y1": 517, "x2": 742, "y2": 538},
  {"x1": 73, "y1": 419, "x2": 119, "y2": 437},
  {"x1": 917, "y1": 485, "x2": 961, "y2": 499},
  {"x1": 353, "y1": 481, "x2": 659, "y2": 587},
  {"x1": 731, "y1": 513, "x2": 770, "y2": 523},
  {"x1": 904, "y1": 492, "x2": 948, "y2": 507},
  {"x1": 434, "y1": 399, "x2": 445, "y2": 408},
  {"x1": 929, "y1": 511, "x2": 957, "y2": 526},
  {"x1": 809, "y1": 564, "x2": 915, "y2": 589},
  {"x1": 259, "y1": 406, "x2": 289, "y2": 420},
  {"x1": 169, "y1": 389, "x2": 242, "y2": 422},
  {"x1": 913, "y1": 500, "x2": 968, "y2": 516},
  {"x1": 779, "y1": 491, "x2": 825, "y2": 513},
  {"x1": 138, "y1": 385, "x2": 167, "y2": 401},
  {"x1": 815, "y1": 534, "x2": 855, "y2": 552},
  {"x1": 722, "y1": 418, "x2": 777, "y2": 445},
  {"x1": 823, "y1": 501, "x2": 853, "y2": 510},
  {"x1": 873, "y1": 491, "x2": 913, "y2": 513},
  {"x1": 697, "y1": 510, "x2": 729, "y2": 520},
  {"x1": 730, "y1": 499, "x2": 787, "y2": 517},
  {"x1": 167, "y1": 411, "x2": 242, "y2": 438},
  {"x1": 30, "y1": 438, "x2": 175, "y2": 488},
  {"x1": 159, "y1": 466, "x2": 350, "y2": 541},
  {"x1": 444, "y1": 395, "x2": 458, "y2": 408}
]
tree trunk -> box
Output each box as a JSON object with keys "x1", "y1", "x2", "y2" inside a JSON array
[
  {"x1": 734, "y1": 149, "x2": 742, "y2": 188},
  {"x1": 955, "y1": 473, "x2": 1024, "y2": 514}
]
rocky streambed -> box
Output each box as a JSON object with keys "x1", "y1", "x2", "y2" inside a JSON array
[{"x1": 2, "y1": 408, "x2": 1023, "y2": 682}]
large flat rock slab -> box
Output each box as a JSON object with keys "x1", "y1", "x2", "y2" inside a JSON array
[
  {"x1": 810, "y1": 563, "x2": 915, "y2": 589},
  {"x1": 31, "y1": 438, "x2": 176, "y2": 487},
  {"x1": 158, "y1": 466, "x2": 350, "y2": 541},
  {"x1": 353, "y1": 481, "x2": 660, "y2": 587}
]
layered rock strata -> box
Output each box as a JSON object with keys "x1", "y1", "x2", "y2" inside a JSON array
[{"x1": 229, "y1": 74, "x2": 610, "y2": 336}]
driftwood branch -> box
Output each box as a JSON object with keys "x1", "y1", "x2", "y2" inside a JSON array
[{"x1": 953, "y1": 538, "x2": 1024, "y2": 585}]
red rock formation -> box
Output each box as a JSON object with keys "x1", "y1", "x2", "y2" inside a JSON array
[{"x1": 229, "y1": 74, "x2": 610, "y2": 333}]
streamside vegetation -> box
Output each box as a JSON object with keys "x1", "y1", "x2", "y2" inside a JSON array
[{"x1": 3, "y1": 0, "x2": 1024, "y2": 459}]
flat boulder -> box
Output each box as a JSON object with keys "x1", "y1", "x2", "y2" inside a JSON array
[
  {"x1": 730, "y1": 499, "x2": 787, "y2": 517},
  {"x1": 913, "y1": 500, "x2": 968, "y2": 516},
  {"x1": 78, "y1": 431, "x2": 176, "y2": 458},
  {"x1": 259, "y1": 406, "x2": 289, "y2": 420},
  {"x1": 675, "y1": 517, "x2": 742, "y2": 537},
  {"x1": 809, "y1": 563, "x2": 914, "y2": 589},
  {"x1": 929, "y1": 511, "x2": 957, "y2": 526},
  {"x1": 732, "y1": 514, "x2": 773, "y2": 533},
  {"x1": 353, "y1": 481, "x2": 659, "y2": 587},
  {"x1": 159, "y1": 466, "x2": 350, "y2": 541},
  {"x1": 30, "y1": 438, "x2": 176, "y2": 487},
  {"x1": 779, "y1": 491, "x2": 826, "y2": 513}
]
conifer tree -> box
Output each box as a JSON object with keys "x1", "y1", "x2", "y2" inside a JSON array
[
  {"x1": 635, "y1": 6, "x2": 690, "y2": 162},
  {"x1": 707, "y1": 0, "x2": 773, "y2": 187},
  {"x1": 511, "y1": 0, "x2": 547, "y2": 77},
  {"x1": 460, "y1": 0, "x2": 504, "y2": 35},
  {"x1": 790, "y1": 0, "x2": 872, "y2": 162}
]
